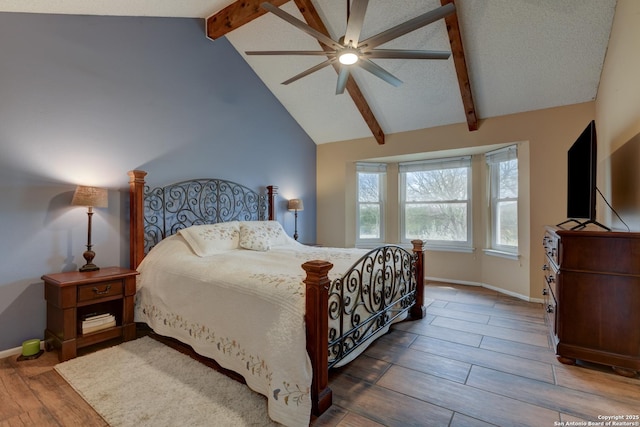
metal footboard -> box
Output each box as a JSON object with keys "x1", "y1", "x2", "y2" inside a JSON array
[{"x1": 327, "y1": 245, "x2": 416, "y2": 367}]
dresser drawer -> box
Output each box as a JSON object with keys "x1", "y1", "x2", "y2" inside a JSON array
[
  {"x1": 545, "y1": 289, "x2": 557, "y2": 337},
  {"x1": 544, "y1": 269, "x2": 557, "y2": 301},
  {"x1": 543, "y1": 232, "x2": 559, "y2": 268},
  {"x1": 77, "y1": 280, "x2": 123, "y2": 302}
]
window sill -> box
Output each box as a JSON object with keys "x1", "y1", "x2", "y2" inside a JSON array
[
  {"x1": 483, "y1": 249, "x2": 520, "y2": 260},
  {"x1": 355, "y1": 242, "x2": 386, "y2": 249},
  {"x1": 424, "y1": 245, "x2": 475, "y2": 254},
  {"x1": 357, "y1": 243, "x2": 475, "y2": 254}
]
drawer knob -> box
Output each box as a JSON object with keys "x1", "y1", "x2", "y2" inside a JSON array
[
  {"x1": 542, "y1": 264, "x2": 549, "y2": 271},
  {"x1": 546, "y1": 305, "x2": 554, "y2": 313},
  {"x1": 92, "y1": 284, "x2": 112, "y2": 295},
  {"x1": 542, "y1": 288, "x2": 548, "y2": 295}
]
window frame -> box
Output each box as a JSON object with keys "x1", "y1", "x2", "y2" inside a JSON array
[
  {"x1": 399, "y1": 156, "x2": 472, "y2": 249},
  {"x1": 356, "y1": 162, "x2": 386, "y2": 245},
  {"x1": 486, "y1": 145, "x2": 519, "y2": 254}
]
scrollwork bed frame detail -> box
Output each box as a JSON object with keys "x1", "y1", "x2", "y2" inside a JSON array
[
  {"x1": 128, "y1": 170, "x2": 278, "y2": 268},
  {"x1": 327, "y1": 244, "x2": 419, "y2": 368},
  {"x1": 127, "y1": 170, "x2": 424, "y2": 417},
  {"x1": 144, "y1": 177, "x2": 269, "y2": 253},
  {"x1": 302, "y1": 243, "x2": 425, "y2": 415}
]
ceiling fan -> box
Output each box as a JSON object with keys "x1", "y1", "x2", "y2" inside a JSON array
[{"x1": 245, "y1": 1, "x2": 456, "y2": 94}]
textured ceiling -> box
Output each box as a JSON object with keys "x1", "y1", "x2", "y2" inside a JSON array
[
  {"x1": 0, "y1": 0, "x2": 228, "y2": 18},
  {"x1": 0, "y1": 0, "x2": 617, "y2": 145}
]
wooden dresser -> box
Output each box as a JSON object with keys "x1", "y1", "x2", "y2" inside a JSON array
[{"x1": 542, "y1": 226, "x2": 640, "y2": 376}]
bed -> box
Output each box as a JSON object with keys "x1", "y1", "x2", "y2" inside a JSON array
[{"x1": 128, "y1": 170, "x2": 425, "y2": 426}]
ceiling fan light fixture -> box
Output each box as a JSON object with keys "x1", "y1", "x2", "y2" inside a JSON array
[
  {"x1": 251, "y1": 1, "x2": 457, "y2": 91},
  {"x1": 338, "y1": 49, "x2": 359, "y2": 65}
]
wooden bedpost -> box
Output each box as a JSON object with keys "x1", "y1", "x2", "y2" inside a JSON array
[
  {"x1": 302, "y1": 260, "x2": 333, "y2": 416},
  {"x1": 266, "y1": 185, "x2": 277, "y2": 221},
  {"x1": 128, "y1": 170, "x2": 147, "y2": 270},
  {"x1": 410, "y1": 239, "x2": 426, "y2": 319}
]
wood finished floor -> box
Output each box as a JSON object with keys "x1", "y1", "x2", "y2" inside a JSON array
[{"x1": 2, "y1": 282, "x2": 639, "y2": 426}]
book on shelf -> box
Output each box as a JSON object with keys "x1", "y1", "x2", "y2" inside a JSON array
[
  {"x1": 82, "y1": 312, "x2": 112, "y2": 322},
  {"x1": 82, "y1": 315, "x2": 114, "y2": 326},
  {"x1": 81, "y1": 312, "x2": 116, "y2": 334},
  {"x1": 82, "y1": 318, "x2": 116, "y2": 334}
]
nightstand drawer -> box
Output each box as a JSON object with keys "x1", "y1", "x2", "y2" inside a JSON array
[{"x1": 77, "y1": 280, "x2": 123, "y2": 302}]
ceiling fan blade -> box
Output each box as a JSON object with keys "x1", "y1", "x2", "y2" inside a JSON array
[
  {"x1": 343, "y1": 0, "x2": 369, "y2": 48},
  {"x1": 358, "y1": 59, "x2": 402, "y2": 87},
  {"x1": 335, "y1": 66, "x2": 350, "y2": 94},
  {"x1": 359, "y1": 2, "x2": 456, "y2": 51},
  {"x1": 261, "y1": 2, "x2": 342, "y2": 50},
  {"x1": 282, "y1": 57, "x2": 338, "y2": 85},
  {"x1": 365, "y1": 49, "x2": 450, "y2": 60},
  {"x1": 246, "y1": 50, "x2": 337, "y2": 56}
]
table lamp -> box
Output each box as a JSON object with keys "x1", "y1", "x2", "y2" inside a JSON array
[
  {"x1": 288, "y1": 198, "x2": 304, "y2": 241},
  {"x1": 72, "y1": 185, "x2": 108, "y2": 272}
]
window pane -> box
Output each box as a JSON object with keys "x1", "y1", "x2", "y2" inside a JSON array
[
  {"x1": 405, "y1": 168, "x2": 468, "y2": 202},
  {"x1": 357, "y1": 168, "x2": 384, "y2": 242},
  {"x1": 404, "y1": 203, "x2": 467, "y2": 241},
  {"x1": 358, "y1": 173, "x2": 379, "y2": 202},
  {"x1": 359, "y1": 203, "x2": 380, "y2": 239},
  {"x1": 499, "y1": 160, "x2": 518, "y2": 198},
  {"x1": 496, "y1": 201, "x2": 518, "y2": 246}
]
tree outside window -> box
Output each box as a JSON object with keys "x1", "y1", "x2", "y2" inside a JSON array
[
  {"x1": 356, "y1": 163, "x2": 386, "y2": 242},
  {"x1": 400, "y1": 157, "x2": 471, "y2": 247}
]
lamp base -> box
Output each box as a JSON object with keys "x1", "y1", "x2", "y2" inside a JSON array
[
  {"x1": 79, "y1": 263, "x2": 100, "y2": 272},
  {"x1": 79, "y1": 249, "x2": 99, "y2": 272}
]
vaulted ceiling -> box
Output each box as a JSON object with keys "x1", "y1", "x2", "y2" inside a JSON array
[{"x1": 0, "y1": 0, "x2": 617, "y2": 145}]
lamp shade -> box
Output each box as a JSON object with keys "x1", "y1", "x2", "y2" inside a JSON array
[
  {"x1": 288, "y1": 198, "x2": 303, "y2": 211},
  {"x1": 71, "y1": 186, "x2": 108, "y2": 208}
]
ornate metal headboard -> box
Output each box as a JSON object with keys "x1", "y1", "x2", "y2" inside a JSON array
[{"x1": 128, "y1": 170, "x2": 277, "y2": 268}]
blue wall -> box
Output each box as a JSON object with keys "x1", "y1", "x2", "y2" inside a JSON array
[{"x1": 0, "y1": 12, "x2": 316, "y2": 351}]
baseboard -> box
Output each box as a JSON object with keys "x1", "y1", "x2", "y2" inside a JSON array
[
  {"x1": 426, "y1": 276, "x2": 482, "y2": 288},
  {"x1": 481, "y1": 282, "x2": 543, "y2": 304},
  {"x1": 0, "y1": 340, "x2": 44, "y2": 359},
  {"x1": 426, "y1": 276, "x2": 543, "y2": 304}
]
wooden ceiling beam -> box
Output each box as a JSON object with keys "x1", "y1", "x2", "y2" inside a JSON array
[
  {"x1": 441, "y1": 0, "x2": 478, "y2": 131},
  {"x1": 207, "y1": 1, "x2": 477, "y2": 140},
  {"x1": 206, "y1": 0, "x2": 289, "y2": 40}
]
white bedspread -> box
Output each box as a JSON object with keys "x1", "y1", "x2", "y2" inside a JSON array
[{"x1": 134, "y1": 235, "x2": 369, "y2": 427}]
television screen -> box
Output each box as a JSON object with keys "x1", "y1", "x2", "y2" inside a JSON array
[{"x1": 566, "y1": 120, "x2": 597, "y2": 220}]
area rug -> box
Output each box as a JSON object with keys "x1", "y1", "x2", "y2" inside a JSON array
[{"x1": 55, "y1": 336, "x2": 280, "y2": 426}]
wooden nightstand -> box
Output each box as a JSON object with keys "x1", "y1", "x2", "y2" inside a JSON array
[{"x1": 42, "y1": 267, "x2": 139, "y2": 361}]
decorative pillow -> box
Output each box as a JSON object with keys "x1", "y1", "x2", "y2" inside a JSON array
[
  {"x1": 240, "y1": 221, "x2": 290, "y2": 248},
  {"x1": 178, "y1": 222, "x2": 240, "y2": 257},
  {"x1": 239, "y1": 222, "x2": 271, "y2": 251}
]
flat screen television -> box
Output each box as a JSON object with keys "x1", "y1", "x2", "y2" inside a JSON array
[
  {"x1": 560, "y1": 120, "x2": 608, "y2": 230},
  {"x1": 567, "y1": 120, "x2": 597, "y2": 221}
]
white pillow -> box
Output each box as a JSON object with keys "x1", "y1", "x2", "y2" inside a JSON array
[
  {"x1": 178, "y1": 222, "x2": 240, "y2": 257},
  {"x1": 239, "y1": 222, "x2": 271, "y2": 251},
  {"x1": 240, "y1": 221, "x2": 290, "y2": 248}
]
